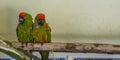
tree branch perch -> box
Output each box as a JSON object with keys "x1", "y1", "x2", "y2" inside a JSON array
[{"x1": 12, "y1": 42, "x2": 120, "y2": 54}]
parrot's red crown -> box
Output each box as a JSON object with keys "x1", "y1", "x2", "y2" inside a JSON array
[
  {"x1": 37, "y1": 13, "x2": 45, "y2": 20},
  {"x1": 19, "y1": 12, "x2": 25, "y2": 18}
]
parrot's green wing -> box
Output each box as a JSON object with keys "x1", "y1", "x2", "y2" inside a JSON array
[
  {"x1": 16, "y1": 13, "x2": 33, "y2": 43},
  {"x1": 45, "y1": 23, "x2": 51, "y2": 43},
  {"x1": 39, "y1": 23, "x2": 51, "y2": 60},
  {"x1": 24, "y1": 13, "x2": 34, "y2": 42},
  {"x1": 16, "y1": 24, "x2": 24, "y2": 42}
]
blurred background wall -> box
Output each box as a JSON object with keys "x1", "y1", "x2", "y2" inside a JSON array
[
  {"x1": 0, "y1": 0, "x2": 120, "y2": 44},
  {"x1": 1, "y1": 0, "x2": 120, "y2": 58}
]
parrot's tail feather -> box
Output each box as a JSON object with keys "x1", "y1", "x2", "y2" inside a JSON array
[{"x1": 39, "y1": 51, "x2": 49, "y2": 60}]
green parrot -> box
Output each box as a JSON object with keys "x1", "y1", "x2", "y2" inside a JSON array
[
  {"x1": 33, "y1": 13, "x2": 51, "y2": 60},
  {"x1": 16, "y1": 12, "x2": 33, "y2": 47}
]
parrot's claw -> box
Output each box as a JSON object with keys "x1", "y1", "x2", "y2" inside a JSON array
[
  {"x1": 41, "y1": 43, "x2": 44, "y2": 46},
  {"x1": 20, "y1": 42, "x2": 24, "y2": 48},
  {"x1": 31, "y1": 43, "x2": 34, "y2": 50},
  {"x1": 21, "y1": 45, "x2": 24, "y2": 48},
  {"x1": 40, "y1": 43, "x2": 44, "y2": 50},
  {"x1": 25, "y1": 43, "x2": 28, "y2": 47}
]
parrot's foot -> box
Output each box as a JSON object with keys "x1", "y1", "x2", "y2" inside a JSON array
[
  {"x1": 31, "y1": 43, "x2": 34, "y2": 50},
  {"x1": 25, "y1": 43, "x2": 28, "y2": 47},
  {"x1": 21, "y1": 46, "x2": 24, "y2": 48},
  {"x1": 41, "y1": 42, "x2": 44, "y2": 46},
  {"x1": 31, "y1": 43, "x2": 34, "y2": 46},
  {"x1": 41, "y1": 43, "x2": 44, "y2": 50},
  {"x1": 20, "y1": 43, "x2": 24, "y2": 48}
]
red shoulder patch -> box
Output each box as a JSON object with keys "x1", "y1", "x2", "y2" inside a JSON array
[{"x1": 45, "y1": 23, "x2": 51, "y2": 30}]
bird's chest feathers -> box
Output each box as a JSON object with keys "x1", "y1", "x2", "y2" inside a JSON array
[{"x1": 36, "y1": 25, "x2": 43, "y2": 29}]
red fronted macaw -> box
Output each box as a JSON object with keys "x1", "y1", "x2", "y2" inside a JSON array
[
  {"x1": 33, "y1": 13, "x2": 51, "y2": 60},
  {"x1": 16, "y1": 12, "x2": 33, "y2": 47}
]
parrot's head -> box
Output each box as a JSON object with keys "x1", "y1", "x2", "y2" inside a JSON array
[
  {"x1": 37, "y1": 13, "x2": 45, "y2": 26},
  {"x1": 19, "y1": 12, "x2": 25, "y2": 24}
]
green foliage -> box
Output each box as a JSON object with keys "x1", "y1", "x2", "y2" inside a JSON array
[
  {"x1": 0, "y1": 40, "x2": 41, "y2": 60},
  {"x1": 0, "y1": 48, "x2": 26, "y2": 60},
  {"x1": 16, "y1": 48, "x2": 41, "y2": 60}
]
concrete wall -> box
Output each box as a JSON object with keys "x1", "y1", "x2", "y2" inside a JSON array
[{"x1": 0, "y1": 0, "x2": 120, "y2": 43}]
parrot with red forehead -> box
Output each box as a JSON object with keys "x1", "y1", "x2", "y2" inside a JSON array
[
  {"x1": 16, "y1": 12, "x2": 33, "y2": 47},
  {"x1": 33, "y1": 13, "x2": 51, "y2": 60}
]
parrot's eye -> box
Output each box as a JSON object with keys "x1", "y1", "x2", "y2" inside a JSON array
[{"x1": 19, "y1": 18, "x2": 24, "y2": 24}]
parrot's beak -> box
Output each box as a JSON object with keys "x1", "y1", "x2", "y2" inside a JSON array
[
  {"x1": 38, "y1": 20, "x2": 44, "y2": 26},
  {"x1": 19, "y1": 18, "x2": 24, "y2": 24}
]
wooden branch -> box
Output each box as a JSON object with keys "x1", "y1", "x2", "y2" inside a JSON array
[{"x1": 12, "y1": 42, "x2": 120, "y2": 54}]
